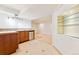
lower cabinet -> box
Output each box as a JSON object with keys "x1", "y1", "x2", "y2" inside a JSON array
[
  {"x1": 9, "y1": 33, "x2": 18, "y2": 54},
  {"x1": 0, "y1": 35, "x2": 5, "y2": 55},
  {"x1": 18, "y1": 31, "x2": 29, "y2": 43},
  {"x1": 0, "y1": 33, "x2": 18, "y2": 55},
  {"x1": 0, "y1": 30, "x2": 35, "y2": 54},
  {"x1": 18, "y1": 30, "x2": 35, "y2": 43}
]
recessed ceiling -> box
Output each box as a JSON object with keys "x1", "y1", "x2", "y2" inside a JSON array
[{"x1": 0, "y1": 4, "x2": 59, "y2": 20}]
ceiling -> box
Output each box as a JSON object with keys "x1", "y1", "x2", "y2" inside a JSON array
[
  {"x1": 32, "y1": 15, "x2": 52, "y2": 23},
  {"x1": 0, "y1": 4, "x2": 59, "y2": 20}
]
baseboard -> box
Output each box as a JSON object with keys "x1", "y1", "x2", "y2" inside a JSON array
[{"x1": 53, "y1": 45, "x2": 63, "y2": 55}]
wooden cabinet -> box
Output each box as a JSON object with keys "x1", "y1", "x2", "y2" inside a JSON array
[
  {"x1": 18, "y1": 30, "x2": 35, "y2": 43},
  {"x1": 18, "y1": 31, "x2": 29, "y2": 43},
  {"x1": 0, "y1": 30, "x2": 35, "y2": 54},
  {"x1": 9, "y1": 33, "x2": 18, "y2": 53},
  {"x1": 25, "y1": 32, "x2": 29, "y2": 41},
  {"x1": 0, "y1": 35, "x2": 5, "y2": 54},
  {"x1": 3, "y1": 34, "x2": 11, "y2": 54},
  {"x1": 0, "y1": 32, "x2": 18, "y2": 55}
]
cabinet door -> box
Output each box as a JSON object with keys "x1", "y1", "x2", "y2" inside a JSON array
[
  {"x1": 9, "y1": 33, "x2": 18, "y2": 53},
  {"x1": 0, "y1": 35, "x2": 4, "y2": 54},
  {"x1": 19, "y1": 31, "x2": 26, "y2": 42},
  {"x1": 3, "y1": 34, "x2": 10, "y2": 55},
  {"x1": 0, "y1": 33, "x2": 18, "y2": 55},
  {"x1": 25, "y1": 32, "x2": 29, "y2": 41}
]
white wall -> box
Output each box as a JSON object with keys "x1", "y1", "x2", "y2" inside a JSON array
[
  {"x1": 0, "y1": 12, "x2": 31, "y2": 28},
  {"x1": 32, "y1": 16, "x2": 52, "y2": 35},
  {"x1": 16, "y1": 19, "x2": 31, "y2": 28},
  {"x1": 38, "y1": 22, "x2": 52, "y2": 35},
  {"x1": 52, "y1": 4, "x2": 79, "y2": 54}
]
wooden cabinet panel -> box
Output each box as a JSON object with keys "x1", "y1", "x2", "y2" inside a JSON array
[
  {"x1": 19, "y1": 31, "x2": 29, "y2": 43},
  {"x1": 9, "y1": 33, "x2": 18, "y2": 54},
  {"x1": 0, "y1": 35, "x2": 4, "y2": 54},
  {"x1": 25, "y1": 32, "x2": 29, "y2": 41},
  {"x1": 0, "y1": 32, "x2": 18, "y2": 55},
  {"x1": 3, "y1": 35, "x2": 10, "y2": 55},
  {"x1": 18, "y1": 30, "x2": 35, "y2": 43},
  {"x1": 19, "y1": 31, "x2": 26, "y2": 42}
]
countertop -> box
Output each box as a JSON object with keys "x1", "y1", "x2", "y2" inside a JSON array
[
  {"x1": 0, "y1": 29, "x2": 35, "y2": 34},
  {"x1": 18, "y1": 30, "x2": 34, "y2": 32},
  {"x1": 0, "y1": 31, "x2": 17, "y2": 34}
]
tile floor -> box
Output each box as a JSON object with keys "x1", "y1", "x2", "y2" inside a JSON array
[
  {"x1": 35, "y1": 34, "x2": 52, "y2": 44},
  {"x1": 11, "y1": 40, "x2": 60, "y2": 55}
]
